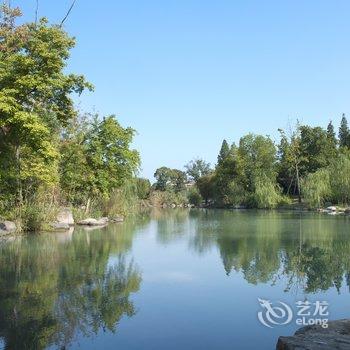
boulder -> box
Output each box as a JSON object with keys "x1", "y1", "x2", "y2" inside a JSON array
[
  {"x1": 326, "y1": 206, "x2": 337, "y2": 212},
  {"x1": 97, "y1": 217, "x2": 109, "y2": 225},
  {"x1": 77, "y1": 217, "x2": 108, "y2": 226},
  {"x1": 276, "y1": 319, "x2": 350, "y2": 349},
  {"x1": 56, "y1": 208, "x2": 74, "y2": 226},
  {"x1": 77, "y1": 218, "x2": 98, "y2": 226},
  {"x1": 0, "y1": 221, "x2": 16, "y2": 235}
]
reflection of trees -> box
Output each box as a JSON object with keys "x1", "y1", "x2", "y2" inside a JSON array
[
  {"x1": 188, "y1": 210, "x2": 350, "y2": 294},
  {"x1": 0, "y1": 218, "x2": 147, "y2": 350},
  {"x1": 283, "y1": 242, "x2": 350, "y2": 293},
  {"x1": 154, "y1": 209, "x2": 189, "y2": 244},
  {"x1": 55, "y1": 256, "x2": 140, "y2": 348},
  {"x1": 3, "y1": 208, "x2": 349, "y2": 348}
]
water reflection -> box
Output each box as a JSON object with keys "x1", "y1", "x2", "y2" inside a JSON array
[
  {"x1": 156, "y1": 209, "x2": 350, "y2": 293},
  {"x1": 0, "y1": 216, "x2": 149, "y2": 350},
  {"x1": 0, "y1": 209, "x2": 350, "y2": 349}
]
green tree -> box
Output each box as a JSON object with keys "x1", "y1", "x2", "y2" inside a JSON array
[
  {"x1": 236, "y1": 134, "x2": 277, "y2": 192},
  {"x1": 339, "y1": 114, "x2": 350, "y2": 148},
  {"x1": 60, "y1": 115, "x2": 140, "y2": 206},
  {"x1": 299, "y1": 125, "x2": 333, "y2": 173},
  {"x1": 172, "y1": 169, "x2": 187, "y2": 192},
  {"x1": 253, "y1": 177, "x2": 283, "y2": 209},
  {"x1": 328, "y1": 151, "x2": 350, "y2": 204},
  {"x1": 153, "y1": 167, "x2": 187, "y2": 193},
  {"x1": 196, "y1": 174, "x2": 216, "y2": 205},
  {"x1": 302, "y1": 169, "x2": 331, "y2": 208},
  {"x1": 214, "y1": 143, "x2": 238, "y2": 206},
  {"x1": 302, "y1": 151, "x2": 350, "y2": 206},
  {"x1": 153, "y1": 167, "x2": 174, "y2": 191},
  {"x1": 185, "y1": 158, "x2": 212, "y2": 182},
  {"x1": 277, "y1": 126, "x2": 306, "y2": 201},
  {"x1": 326, "y1": 120, "x2": 338, "y2": 159},
  {"x1": 217, "y1": 139, "x2": 230, "y2": 165},
  {"x1": 0, "y1": 5, "x2": 91, "y2": 205},
  {"x1": 327, "y1": 121, "x2": 337, "y2": 147}
]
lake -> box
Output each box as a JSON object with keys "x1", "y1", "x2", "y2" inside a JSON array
[{"x1": 0, "y1": 209, "x2": 350, "y2": 349}]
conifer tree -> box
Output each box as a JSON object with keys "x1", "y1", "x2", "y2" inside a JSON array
[
  {"x1": 339, "y1": 114, "x2": 350, "y2": 148},
  {"x1": 327, "y1": 121, "x2": 337, "y2": 146},
  {"x1": 217, "y1": 139, "x2": 230, "y2": 165}
]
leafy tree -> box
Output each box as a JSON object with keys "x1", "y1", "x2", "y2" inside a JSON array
[
  {"x1": 153, "y1": 167, "x2": 187, "y2": 193},
  {"x1": 299, "y1": 125, "x2": 333, "y2": 173},
  {"x1": 277, "y1": 125, "x2": 331, "y2": 201},
  {"x1": 236, "y1": 134, "x2": 277, "y2": 192},
  {"x1": 0, "y1": 5, "x2": 92, "y2": 205},
  {"x1": 339, "y1": 114, "x2": 350, "y2": 148},
  {"x1": 196, "y1": 174, "x2": 216, "y2": 205},
  {"x1": 60, "y1": 115, "x2": 140, "y2": 206},
  {"x1": 153, "y1": 167, "x2": 174, "y2": 191},
  {"x1": 172, "y1": 169, "x2": 187, "y2": 192},
  {"x1": 185, "y1": 158, "x2": 212, "y2": 182}
]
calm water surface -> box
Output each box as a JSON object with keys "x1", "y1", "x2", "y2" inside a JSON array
[{"x1": 1, "y1": 209, "x2": 350, "y2": 349}]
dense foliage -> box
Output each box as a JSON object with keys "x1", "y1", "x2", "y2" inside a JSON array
[
  {"x1": 154, "y1": 118, "x2": 350, "y2": 209},
  {"x1": 0, "y1": 6, "x2": 140, "y2": 228}
]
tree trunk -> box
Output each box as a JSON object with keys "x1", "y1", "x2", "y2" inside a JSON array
[
  {"x1": 15, "y1": 145, "x2": 23, "y2": 205},
  {"x1": 295, "y1": 163, "x2": 301, "y2": 203},
  {"x1": 85, "y1": 197, "x2": 91, "y2": 215}
]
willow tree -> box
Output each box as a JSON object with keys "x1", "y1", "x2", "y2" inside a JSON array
[{"x1": 0, "y1": 5, "x2": 92, "y2": 206}]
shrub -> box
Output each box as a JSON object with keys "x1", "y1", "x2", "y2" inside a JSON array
[
  {"x1": 187, "y1": 187, "x2": 203, "y2": 206},
  {"x1": 135, "y1": 178, "x2": 151, "y2": 199},
  {"x1": 101, "y1": 180, "x2": 139, "y2": 217},
  {"x1": 19, "y1": 197, "x2": 58, "y2": 232},
  {"x1": 149, "y1": 190, "x2": 188, "y2": 207}
]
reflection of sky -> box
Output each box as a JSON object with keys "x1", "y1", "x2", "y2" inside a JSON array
[
  {"x1": 66, "y1": 212, "x2": 350, "y2": 349},
  {"x1": 143, "y1": 271, "x2": 196, "y2": 283}
]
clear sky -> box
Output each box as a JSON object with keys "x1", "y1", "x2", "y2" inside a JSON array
[{"x1": 14, "y1": 0, "x2": 350, "y2": 180}]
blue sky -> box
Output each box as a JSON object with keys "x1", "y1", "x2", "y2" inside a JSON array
[{"x1": 15, "y1": 0, "x2": 350, "y2": 180}]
